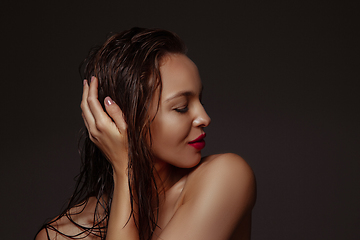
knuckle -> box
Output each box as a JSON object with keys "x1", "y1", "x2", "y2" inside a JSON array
[
  {"x1": 87, "y1": 127, "x2": 94, "y2": 135},
  {"x1": 88, "y1": 133, "x2": 96, "y2": 142},
  {"x1": 88, "y1": 135, "x2": 99, "y2": 145},
  {"x1": 80, "y1": 101, "x2": 86, "y2": 110},
  {"x1": 95, "y1": 119, "x2": 107, "y2": 131},
  {"x1": 88, "y1": 126, "x2": 99, "y2": 137},
  {"x1": 87, "y1": 96, "x2": 96, "y2": 104}
]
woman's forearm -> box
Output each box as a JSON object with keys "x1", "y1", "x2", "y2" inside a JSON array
[{"x1": 106, "y1": 172, "x2": 139, "y2": 240}]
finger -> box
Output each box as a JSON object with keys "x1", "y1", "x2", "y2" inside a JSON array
[
  {"x1": 82, "y1": 112, "x2": 96, "y2": 142},
  {"x1": 104, "y1": 97, "x2": 127, "y2": 132},
  {"x1": 81, "y1": 112, "x2": 90, "y2": 132},
  {"x1": 87, "y1": 76, "x2": 111, "y2": 124},
  {"x1": 81, "y1": 79, "x2": 95, "y2": 128}
]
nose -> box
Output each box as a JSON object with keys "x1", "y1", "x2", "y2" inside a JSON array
[{"x1": 193, "y1": 104, "x2": 211, "y2": 128}]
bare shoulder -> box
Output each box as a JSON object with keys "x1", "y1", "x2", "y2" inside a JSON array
[
  {"x1": 164, "y1": 153, "x2": 255, "y2": 240},
  {"x1": 201, "y1": 153, "x2": 254, "y2": 175},
  {"x1": 35, "y1": 228, "x2": 50, "y2": 240},
  {"x1": 185, "y1": 153, "x2": 256, "y2": 212},
  {"x1": 35, "y1": 215, "x2": 71, "y2": 240},
  {"x1": 35, "y1": 197, "x2": 102, "y2": 240},
  {"x1": 192, "y1": 153, "x2": 255, "y2": 187},
  {"x1": 34, "y1": 217, "x2": 68, "y2": 240}
]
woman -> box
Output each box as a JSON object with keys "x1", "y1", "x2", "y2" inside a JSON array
[{"x1": 35, "y1": 27, "x2": 255, "y2": 240}]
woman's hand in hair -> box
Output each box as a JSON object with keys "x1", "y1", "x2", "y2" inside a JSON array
[
  {"x1": 81, "y1": 76, "x2": 128, "y2": 176},
  {"x1": 82, "y1": 77, "x2": 138, "y2": 240}
]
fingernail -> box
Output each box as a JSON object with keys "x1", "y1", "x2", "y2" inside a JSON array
[
  {"x1": 83, "y1": 79, "x2": 88, "y2": 86},
  {"x1": 91, "y1": 76, "x2": 96, "y2": 83},
  {"x1": 105, "y1": 97, "x2": 114, "y2": 106}
]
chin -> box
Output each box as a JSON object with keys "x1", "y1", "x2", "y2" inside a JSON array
[
  {"x1": 154, "y1": 149, "x2": 202, "y2": 169},
  {"x1": 177, "y1": 152, "x2": 202, "y2": 169}
]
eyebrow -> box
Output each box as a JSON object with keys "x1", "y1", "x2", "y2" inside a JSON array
[
  {"x1": 164, "y1": 86, "x2": 204, "y2": 103},
  {"x1": 165, "y1": 91, "x2": 195, "y2": 102}
]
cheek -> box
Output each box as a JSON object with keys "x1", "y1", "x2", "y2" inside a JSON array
[
  {"x1": 152, "y1": 114, "x2": 190, "y2": 145},
  {"x1": 150, "y1": 114, "x2": 192, "y2": 161}
]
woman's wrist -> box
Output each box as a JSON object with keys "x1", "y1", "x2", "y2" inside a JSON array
[
  {"x1": 112, "y1": 166, "x2": 129, "y2": 185},
  {"x1": 107, "y1": 152, "x2": 129, "y2": 179}
]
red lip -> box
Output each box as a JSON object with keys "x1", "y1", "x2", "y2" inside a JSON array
[
  {"x1": 189, "y1": 133, "x2": 206, "y2": 143},
  {"x1": 188, "y1": 133, "x2": 206, "y2": 150}
]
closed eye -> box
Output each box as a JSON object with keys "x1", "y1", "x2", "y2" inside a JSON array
[{"x1": 174, "y1": 106, "x2": 188, "y2": 113}]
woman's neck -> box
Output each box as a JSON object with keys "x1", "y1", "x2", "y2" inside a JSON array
[
  {"x1": 153, "y1": 160, "x2": 193, "y2": 193},
  {"x1": 154, "y1": 160, "x2": 175, "y2": 192}
]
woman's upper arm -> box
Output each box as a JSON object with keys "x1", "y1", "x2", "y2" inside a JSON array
[
  {"x1": 35, "y1": 228, "x2": 49, "y2": 240},
  {"x1": 159, "y1": 153, "x2": 256, "y2": 240}
]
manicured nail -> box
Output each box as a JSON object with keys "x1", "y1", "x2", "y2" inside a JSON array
[
  {"x1": 105, "y1": 97, "x2": 114, "y2": 106},
  {"x1": 83, "y1": 79, "x2": 88, "y2": 86},
  {"x1": 91, "y1": 76, "x2": 96, "y2": 83}
]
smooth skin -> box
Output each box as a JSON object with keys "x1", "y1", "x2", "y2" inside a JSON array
[{"x1": 36, "y1": 54, "x2": 255, "y2": 240}]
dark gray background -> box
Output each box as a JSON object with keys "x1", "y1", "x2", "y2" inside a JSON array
[{"x1": 1, "y1": 0, "x2": 359, "y2": 239}]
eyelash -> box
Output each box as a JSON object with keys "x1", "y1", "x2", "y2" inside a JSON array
[{"x1": 174, "y1": 106, "x2": 188, "y2": 113}]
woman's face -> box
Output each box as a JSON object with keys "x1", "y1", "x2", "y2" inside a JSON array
[{"x1": 150, "y1": 54, "x2": 211, "y2": 169}]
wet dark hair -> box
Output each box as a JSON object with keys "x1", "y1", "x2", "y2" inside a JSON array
[{"x1": 36, "y1": 27, "x2": 186, "y2": 240}]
